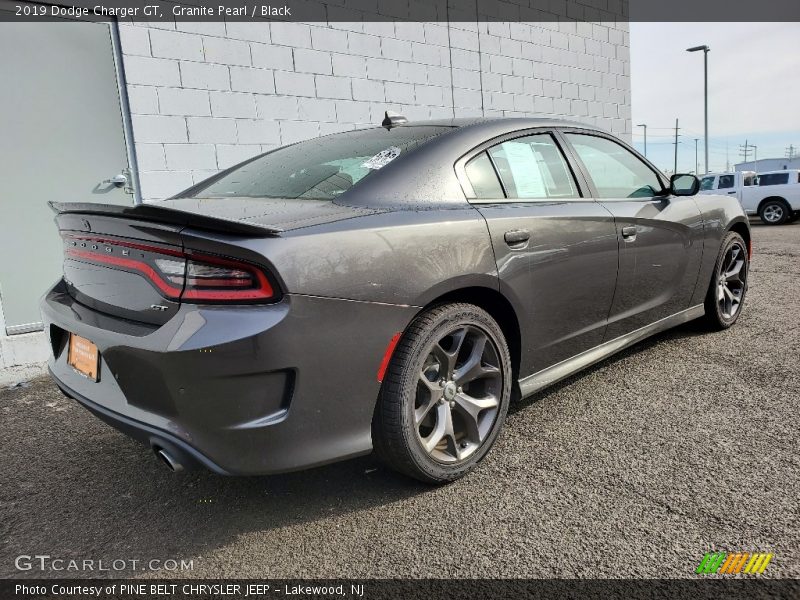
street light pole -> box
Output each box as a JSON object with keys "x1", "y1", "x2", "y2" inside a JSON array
[
  {"x1": 694, "y1": 138, "x2": 699, "y2": 174},
  {"x1": 637, "y1": 123, "x2": 648, "y2": 157},
  {"x1": 687, "y1": 44, "x2": 710, "y2": 174}
]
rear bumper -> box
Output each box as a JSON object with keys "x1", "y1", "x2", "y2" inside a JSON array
[
  {"x1": 41, "y1": 280, "x2": 417, "y2": 475},
  {"x1": 52, "y1": 373, "x2": 230, "y2": 474}
]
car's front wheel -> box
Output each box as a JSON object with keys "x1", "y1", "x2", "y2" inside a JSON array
[
  {"x1": 703, "y1": 231, "x2": 749, "y2": 330},
  {"x1": 372, "y1": 303, "x2": 512, "y2": 484}
]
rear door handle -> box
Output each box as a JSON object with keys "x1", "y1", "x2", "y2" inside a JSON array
[
  {"x1": 504, "y1": 229, "x2": 530, "y2": 247},
  {"x1": 621, "y1": 226, "x2": 637, "y2": 240}
]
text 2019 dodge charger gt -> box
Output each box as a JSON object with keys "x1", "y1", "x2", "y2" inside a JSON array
[{"x1": 41, "y1": 117, "x2": 750, "y2": 483}]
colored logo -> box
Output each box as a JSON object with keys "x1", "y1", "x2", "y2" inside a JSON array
[{"x1": 696, "y1": 552, "x2": 773, "y2": 575}]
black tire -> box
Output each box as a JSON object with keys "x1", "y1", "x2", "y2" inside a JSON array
[
  {"x1": 372, "y1": 303, "x2": 512, "y2": 484},
  {"x1": 759, "y1": 199, "x2": 790, "y2": 225},
  {"x1": 702, "y1": 231, "x2": 749, "y2": 330}
]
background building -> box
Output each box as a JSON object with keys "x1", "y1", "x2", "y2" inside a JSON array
[
  {"x1": 0, "y1": 2, "x2": 631, "y2": 378},
  {"x1": 735, "y1": 157, "x2": 800, "y2": 172}
]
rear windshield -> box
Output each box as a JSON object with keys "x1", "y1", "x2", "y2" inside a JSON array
[
  {"x1": 183, "y1": 126, "x2": 450, "y2": 200},
  {"x1": 758, "y1": 173, "x2": 790, "y2": 186}
]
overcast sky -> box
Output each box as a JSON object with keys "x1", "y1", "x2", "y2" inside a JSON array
[{"x1": 630, "y1": 22, "x2": 800, "y2": 174}]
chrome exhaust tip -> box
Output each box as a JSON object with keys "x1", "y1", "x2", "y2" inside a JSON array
[{"x1": 154, "y1": 447, "x2": 185, "y2": 473}]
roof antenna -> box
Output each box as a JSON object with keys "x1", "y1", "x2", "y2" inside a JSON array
[{"x1": 382, "y1": 110, "x2": 408, "y2": 130}]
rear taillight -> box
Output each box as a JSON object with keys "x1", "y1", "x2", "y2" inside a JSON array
[
  {"x1": 64, "y1": 235, "x2": 275, "y2": 303},
  {"x1": 178, "y1": 254, "x2": 273, "y2": 302}
]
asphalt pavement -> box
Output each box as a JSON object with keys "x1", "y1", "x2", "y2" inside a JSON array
[{"x1": 1, "y1": 220, "x2": 798, "y2": 580}]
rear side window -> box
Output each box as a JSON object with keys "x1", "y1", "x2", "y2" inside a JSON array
[
  {"x1": 183, "y1": 126, "x2": 450, "y2": 200},
  {"x1": 566, "y1": 133, "x2": 663, "y2": 199},
  {"x1": 718, "y1": 175, "x2": 735, "y2": 189},
  {"x1": 465, "y1": 152, "x2": 504, "y2": 198},
  {"x1": 758, "y1": 173, "x2": 790, "y2": 186},
  {"x1": 484, "y1": 134, "x2": 578, "y2": 200}
]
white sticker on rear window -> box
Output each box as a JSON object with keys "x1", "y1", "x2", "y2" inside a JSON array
[{"x1": 362, "y1": 146, "x2": 401, "y2": 170}]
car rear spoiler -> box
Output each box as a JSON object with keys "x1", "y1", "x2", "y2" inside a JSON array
[{"x1": 49, "y1": 201, "x2": 282, "y2": 238}]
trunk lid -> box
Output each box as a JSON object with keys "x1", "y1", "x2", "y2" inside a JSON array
[
  {"x1": 56, "y1": 212, "x2": 187, "y2": 325},
  {"x1": 52, "y1": 198, "x2": 378, "y2": 324},
  {"x1": 52, "y1": 200, "x2": 315, "y2": 325},
  {"x1": 156, "y1": 196, "x2": 385, "y2": 231}
]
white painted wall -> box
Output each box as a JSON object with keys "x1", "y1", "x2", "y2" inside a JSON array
[{"x1": 118, "y1": 17, "x2": 631, "y2": 200}]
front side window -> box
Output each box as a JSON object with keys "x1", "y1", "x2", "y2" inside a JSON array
[
  {"x1": 758, "y1": 173, "x2": 790, "y2": 186},
  {"x1": 482, "y1": 134, "x2": 578, "y2": 200},
  {"x1": 182, "y1": 126, "x2": 450, "y2": 200},
  {"x1": 718, "y1": 175, "x2": 735, "y2": 189},
  {"x1": 700, "y1": 176, "x2": 715, "y2": 191},
  {"x1": 565, "y1": 133, "x2": 663, "y2": 199}
]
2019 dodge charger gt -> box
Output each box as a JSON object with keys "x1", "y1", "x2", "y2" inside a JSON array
[{"x1": 41, "y1": 117, "x2": 751, "y2": 483}]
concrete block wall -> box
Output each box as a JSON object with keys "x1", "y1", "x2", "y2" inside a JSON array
[{"x1": 119, "y1": 13, "x2": 630, "y2": 201}]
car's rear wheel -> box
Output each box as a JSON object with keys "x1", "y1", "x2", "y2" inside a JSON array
[
  {"x1": 372, "y1": 303, "x2": 511, "y2": 484},
  {"x1": 759, "y1": 199, "x2": 790, "y2": 225},
  {"x1": 703, "y1": 231, "x2": 749, "y2": 330}
]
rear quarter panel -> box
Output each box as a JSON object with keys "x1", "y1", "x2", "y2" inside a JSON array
[{"x1": 249, "y1": 207, "x2": 499, "y2": 307}]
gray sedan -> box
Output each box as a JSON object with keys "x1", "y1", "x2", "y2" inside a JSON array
[{"x1": 41, "y1": 117, "x2": 750, "y2": 483}]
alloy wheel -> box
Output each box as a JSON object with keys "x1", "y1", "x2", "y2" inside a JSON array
[
  {"x1": 414, "y1": 325, "x2": 503, "y2": 463},
  {"x1": 717, "y1": 241, "x2": 747, "y2": 319},
  {"x1": 762, "y1": 203, "x2": 784, "y2": 223}
]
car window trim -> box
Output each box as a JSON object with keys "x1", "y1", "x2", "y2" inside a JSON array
[
  {"x1": 484, "y1": 149, "x2": 511, "y2": 198},
  {"x1": 556, "y1": 128, "x2": 670, "y2": 202},
  {"x1": 455, "y1": 128, "x2": 593, "y2": 204},
  {"x1": 464, "y1": 149, "x2": 509, "y2": 199}
]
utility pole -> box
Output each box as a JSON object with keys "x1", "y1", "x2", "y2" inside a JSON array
[
  {"x1": 673, "y1": 118, "x2": 680, "y2": 175},
  {"x1": 751, "y1": 145, "x2": 758, "y2": 173},
  {"x1": 694, "y1": 138, "x2": 699, "y2": 174},
  {"x1": 637, "y1": 123, "x2": 648, "y2": 157},
  {"x1": 787, "y1": 145, "x2": 797, "y2": 160},
  {"x1": 739, "y1": 140, "x2": 751, "y2": 168},
  {"x1": 726, "y1": 141, "x2": 730, "y2": 172}
]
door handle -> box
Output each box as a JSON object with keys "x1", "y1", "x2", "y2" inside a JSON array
[
  {"x1": 727, "y1": 191, "x2": 737, "y2": 194},
  {"x1": 504, "y1": 229, "x2": 530, "y2": 247},
  {"x1": 621, "y1": 226, "x2": 637, "y2": 241}
]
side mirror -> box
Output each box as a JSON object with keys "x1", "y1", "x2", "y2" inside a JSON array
[{"x1": 670, "y1": 174, "x2": 700, "y2": 196}]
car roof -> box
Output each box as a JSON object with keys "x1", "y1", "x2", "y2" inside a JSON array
[
  {"x1": 385, "y1": 117, "x2": 616, "y2": 165},
  {"x1": 403, "y1": 116, "x2": 608, "y2": 132}
]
